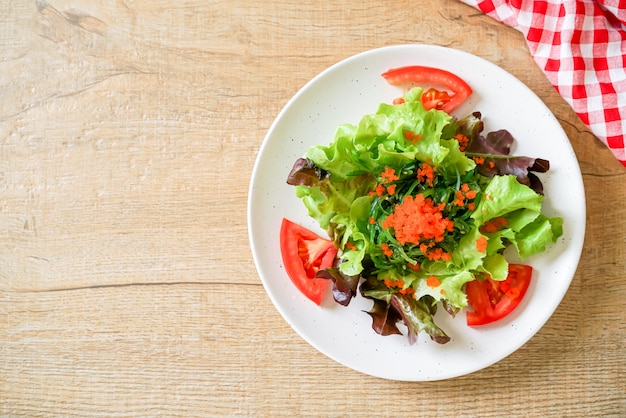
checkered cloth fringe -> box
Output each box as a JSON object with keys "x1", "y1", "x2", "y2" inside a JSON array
[{"x1": 460, "y1": 0, "x2": 626, "y2": 167}]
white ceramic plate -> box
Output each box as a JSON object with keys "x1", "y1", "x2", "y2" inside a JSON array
[{"x1": 248, "y1": 45, "x2": 585, "y2": 381}]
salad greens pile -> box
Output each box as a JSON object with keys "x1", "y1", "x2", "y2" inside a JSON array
[{"x1": 287, "y1": 87, "x2": 563, "y2": 344}]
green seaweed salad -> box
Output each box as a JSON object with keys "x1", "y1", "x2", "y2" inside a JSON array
[{"x1": 286, "y1": 87, "x2": 563, "y2": 344}]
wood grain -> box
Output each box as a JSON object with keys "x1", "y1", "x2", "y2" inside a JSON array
[{"x1": 1, "y1": 0, "x2": 625, "y2": 416}]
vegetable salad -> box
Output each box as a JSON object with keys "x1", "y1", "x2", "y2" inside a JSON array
[{"x1": 284, "y1": 80, "x2": 563, "y2": 345}]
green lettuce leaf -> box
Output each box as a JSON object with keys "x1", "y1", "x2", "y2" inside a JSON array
[
  {"x1": 305, "y1": 88, "x2": 473, "y2": 181},
  {"x1": 470, "y1": 175, "x2": 563, "y2": 260}
]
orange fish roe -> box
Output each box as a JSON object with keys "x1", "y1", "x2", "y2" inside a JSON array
[
  {"x1": 480, "y1": 217, "x2": 509, "y2": 233},
  {"x1": 381, "y1": 243, "x2": 394, "y2": 257},
  {"x1": 476, "y1": 235, "x2": 488, "y2": 253},
  {"x1": 387, "y1": 184, "x2": 397, "y2": 195},
  {"x1": 384, "y1": 278, "x2": 414, "y2": 295},
  {"x1": 473, "y1": 156, "x2": 485, "y2": 165},
  {"x1": 417, "y1": 162, "x2": 436, "y2": 187},
  {"x1": 454, "y1": 190, "x2": 465, "y2": 207},
  {"x1": 369, "y1": 217, "x2": 377, "y2": 225},
  {"x1": 375, "y1": 183, "x2": 386, "y2": 197},
  {"x1": 404, "y1": 130, "x2": 422, "y2": 143},
  {"x1": 425, "y1": 248, "x2": 452, "y2": 261},
  {"x1": 384, "y1": 278, "x2": 405, "y2": 288},
  {"x1": 407, "y1": 262, "x2": 421, "y2": 272},
  {"x1": 382, "y1": 194, "x2": 454, "y2": 246},
  {"x1": 345, "y1": 241, "x2": 357, "y2": 251},
  {"x1": 426, "y1": 275, "x2": 441, "y2": 288},
  {"x1": 381, "y1": 167, "x2": 399, "y2": 183},
  {"x1": 454, "y1": 133, "x2": 469, "y2": 152},
  {"x1": 454, "y1": 183, "x2": 477, "y2": 208}
]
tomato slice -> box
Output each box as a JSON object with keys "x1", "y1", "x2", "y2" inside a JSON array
[
  {"x1": 381, "y1": 66, "x2": 472, "y2": 114},
  {"x1": 279, "y1": 218, "x2": 338, "y2": 305},
  {"x1": 420, "y1": 88, "x2": 453, "y2": 111},
  {"x1": 465, "y1": 264, "x2": 533, "y2": 326}
]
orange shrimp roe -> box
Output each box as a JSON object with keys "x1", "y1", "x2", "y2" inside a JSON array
[
  {"x1": 381, "y1": 194, "x2": 454, "y2": 246},
  {"x1": 381, "y1": 243, "x2": 393, "y2": 257},
  {"x1": 416, "y1": 162, "x2": 436, "y2": 187},
  {"x1": 375, "y1": 183, "x2": 386, "y2": 197},
  {"x1": 380, "y1": 167, "x2": 399, "y2": 184},
  {"x1": 454, "y1": 133, "x2": 469, "y2": 152},
  {"x1": 480, "y1": 217, "x2": 509, "y2": 233},
  {"x1": 426, "y1": 276, "x2": 441, "y2": 288},
  {"x1": 476, "y1": 235, "x2": 488, "y2": 253},
  {"x1": 384, "y1": 278, "x2": 404, "y2": 288},
  {"x1": 399, "y1": 287, "x2": 415, "y2": 295},
  {"x1": 425, "y1": 248, "x2": 452, "y2": 261},
  {"x1": 404, "y1": 130, "x2": 422, "y2": 143},
  {"x1": 384, "y1": 278, "x2": 415, "y2": 295},
  {"x1": 407, "y1": 262, "x2": 421, "y2": 272},
  {"x1": 454, "y1": 183, "x2": 477, "y2": 208}
]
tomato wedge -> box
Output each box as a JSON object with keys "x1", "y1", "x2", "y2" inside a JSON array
[
  {"x1": 381, "y1": 66, "x2": 472, "y2": 114},
  {"x1": 420, "y1": 88, "x2": 453, "y2": 111},
  {"x1": 465, "y1": 264, "x2": 533, "y2": 326},
  {"x1": 279, "y1": 218, "x2": 338, "y2": 305}
]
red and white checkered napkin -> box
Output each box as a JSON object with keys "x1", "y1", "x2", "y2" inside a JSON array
[{"x1": 459, "y1": 0, "x2": 626, "y2": 167}]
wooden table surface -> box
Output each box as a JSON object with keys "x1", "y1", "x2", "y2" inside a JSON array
[{"x1": 1, "y1": 1, "x2": 625, "y2": 416}]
